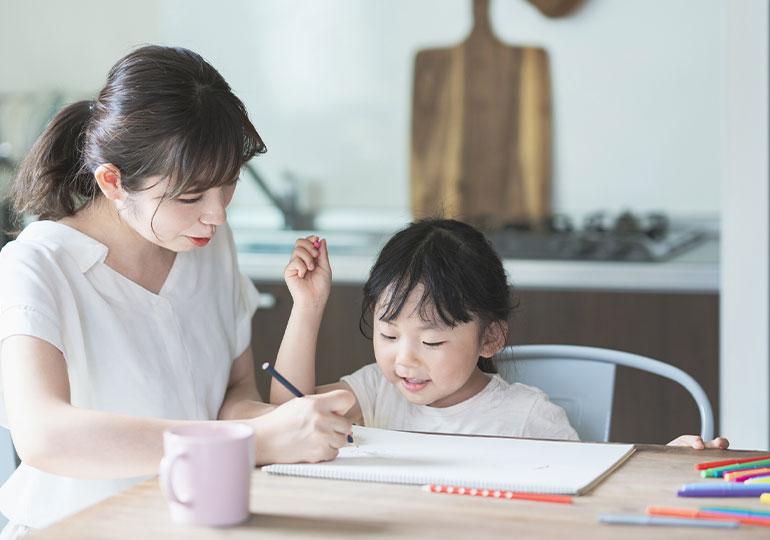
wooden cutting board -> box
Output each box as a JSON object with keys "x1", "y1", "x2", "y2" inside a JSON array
[{"x1": 410, "y1": 0, "x2": 552, "y2": 230}]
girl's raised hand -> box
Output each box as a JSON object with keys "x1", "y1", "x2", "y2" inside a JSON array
[{"x1": 284, "y1": 236, "x2": 332, "y2": 308}]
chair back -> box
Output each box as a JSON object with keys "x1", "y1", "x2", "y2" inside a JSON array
[
  {"x1": 496, "y1": 351, "x2": 616, "y2": 442},
  {"x1": 0, "y1": 427, "x2": 17, "y2": 528},
  {"x1": 494, "y1": 344, "x2": 714, "y2": 443}
]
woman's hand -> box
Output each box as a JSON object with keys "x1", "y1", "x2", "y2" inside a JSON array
[
  {"x1": 667, "y1": 434, "x2": 730, "y2": 449},
  {"x1": 284, "y1": 236, "x2": 332, "y2": 309},
  {"x1": 248, "y1": 389, "x2": 355, "y2": 465}
]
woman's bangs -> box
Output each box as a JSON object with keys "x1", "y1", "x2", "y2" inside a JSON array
[{"x1": 162, "y1": 100, "x2": 264, "y2": 198}]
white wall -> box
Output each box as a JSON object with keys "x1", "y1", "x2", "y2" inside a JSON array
[
  {"x1": 0, "y1": 0, "x2": 728, "y2": 218},
  {"x1": 0, "y1": 1, "x2": 163, "y2": 93},
  {"x1": 722, "y1": 0, "x2": 769, "y2": 451},
  {"x1": 157, "y1": 0, "x2": 726, "y2": 219}
]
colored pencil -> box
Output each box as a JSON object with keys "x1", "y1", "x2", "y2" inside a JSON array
[
  {"x1": 648, "y1": 506, "x2": 770, "y2": 527},
  {"x1": 695, "y1": 455, "x2": 770, "y2": 471},
  {"x1": 422, "y1": 484, "x2": 572, "y2": 504},
  {"x1": 761, "y1": 493, "x2": 770, "y2": 504}
]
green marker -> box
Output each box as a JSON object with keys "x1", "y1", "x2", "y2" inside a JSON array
[{"x1": 700, "y1": 457, "x2": 770, "y2": 478}]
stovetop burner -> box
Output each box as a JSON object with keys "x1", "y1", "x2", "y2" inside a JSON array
[{"x1": 485, "y1": 211, "x2": 705, "y2": 262}]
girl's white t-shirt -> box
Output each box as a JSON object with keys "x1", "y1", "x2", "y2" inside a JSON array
[
  {"x1": 341, "y1": 363, "x2": 580, "y2": 440},
  {"x1": 0, "y1": 220, "x2": 259, "y2": 528}
]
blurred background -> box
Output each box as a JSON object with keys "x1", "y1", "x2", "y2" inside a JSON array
[{"x1": 0, "y1": 0, "x2": 766, "y2": 451}]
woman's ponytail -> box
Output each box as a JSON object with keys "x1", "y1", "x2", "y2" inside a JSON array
[{"x1": 11, "y1": 100, "x2": 95, "y2": 221}]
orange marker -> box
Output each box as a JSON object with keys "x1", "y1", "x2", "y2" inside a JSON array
[
  {"x1": 724, "y1": 467, "x2": 770, "y2": 482},
  {"x1": 648, "y1": 506, "x2": 770, "y2": 527}
]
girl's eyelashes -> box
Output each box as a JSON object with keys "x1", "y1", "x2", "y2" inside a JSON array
[
  {"x1": 379, "y1": 332, "x2": 396, "y2": 341},
  {"x1": 423, "y1": 341, "x2": 446, "y2": 347}
]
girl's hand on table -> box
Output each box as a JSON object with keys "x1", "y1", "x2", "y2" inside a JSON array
[{"x1": 667, "y1": 434, "x2": 730, "y2": 449}]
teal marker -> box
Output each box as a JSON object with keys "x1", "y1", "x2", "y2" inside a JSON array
[{"x1": 699, "y1": 506, "x2": 770, "y2": 518}]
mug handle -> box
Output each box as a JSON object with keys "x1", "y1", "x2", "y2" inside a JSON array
[{"x1": 159, "y1": 452, "x2": 192, "y2": 506}]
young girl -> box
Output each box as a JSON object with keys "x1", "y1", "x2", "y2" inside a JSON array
[
  {"x1": 0, "y1": 45, "x2": 353, "y2": 537},
  {"x1": 272, "y1": 218, "x2": 729, "y2": 448}
]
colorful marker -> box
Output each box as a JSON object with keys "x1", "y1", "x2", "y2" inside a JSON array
[
  {"x1": 262, "y1": 362, "x2": 354, "y2": 445},
  {"x1": 695, "y1": 455, "x2": 770, "y2": 471},
  {"x1": 678, "y1": 482, "x2": 770, "y2": 497},
  {"x1": 598, "y1": 514, "x2": 737, "y2": 528},
  {"x1": 422, "y1": 484, "x2": 572, "y2": 504},
  {"x1": 746, "y1": 475, "x2": 770, "y2": 484},
  {"x1": 726, "y1": 468, "x2": 770, "y2": 482},
  {"x1": 699, "y1": 506, "x2": 770, "y2": 518},
  {"x1": 762, "y1": 493, "x2": 770, "y2": 504},
  {"x1": 701, "y1": 458, "x2": 770, "y2": 477},
  {"x1": 648, "y1": 506, "x2": 770, "y2": 527}
]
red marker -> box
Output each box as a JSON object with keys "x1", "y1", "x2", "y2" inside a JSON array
[
  {"x1": 313, "y1": 238, "x2": 320, "y2": 248},
  {"x1": 422, "y1": 484, "x2": 572, "y2": 504},
  {"x1": 694, "y1": 455, "x2": 770, "y2": 471}
]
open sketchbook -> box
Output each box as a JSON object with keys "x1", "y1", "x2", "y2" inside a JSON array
[{"x1": 263, "y1": 426, "x2": 635, "y2": 495}]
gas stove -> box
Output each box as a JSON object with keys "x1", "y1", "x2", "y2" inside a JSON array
[{"x1": 485, "y1": 211, "x2": 705, "y2": 262}]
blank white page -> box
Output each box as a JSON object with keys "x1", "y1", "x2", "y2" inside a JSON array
[{"x1": 263, "y1": 426, "x2": 635, "y2": 495}]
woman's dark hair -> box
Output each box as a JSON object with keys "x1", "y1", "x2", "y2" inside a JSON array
[
  {"x1": 11, "y1": 45, "x2": 265, "y2": 222},
  {"x1": 361, "y1": 218, "x2": 514, "y2": 373}
]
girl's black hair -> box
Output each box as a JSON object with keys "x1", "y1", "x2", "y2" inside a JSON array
[
  {"x1": 11, "y1": 45, "x2": 265, "y2": 223},
  {"x1": 361, "y1": 218, "x2": 514, "y2": 373}
]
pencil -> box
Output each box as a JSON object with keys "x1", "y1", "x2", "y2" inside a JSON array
[
  {"x1": 262, "y1": 362, "x2": 354, "y2": 444},
  {"x1": 422, "y1": 484, "x2": 572, "y2": 504}
]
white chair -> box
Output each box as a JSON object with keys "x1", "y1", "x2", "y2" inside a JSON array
[
  {"x1": 494, "y1": 344, "x2": 714, "y2": 443},
  {"x1": 0, "y1": 427, "x2": 17, "y2": 529}
]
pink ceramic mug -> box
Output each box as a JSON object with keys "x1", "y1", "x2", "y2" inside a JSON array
[{"x1": 159, "y1": 423, "x2": 255, "y2": 526}]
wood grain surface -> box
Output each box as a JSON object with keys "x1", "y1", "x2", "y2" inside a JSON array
[
  {"x1": 29, "y1": 445, "x2": 770, "y2": 539},
  {"x1": 410, "y1": 0, "x2": 551, "y2": 230}
]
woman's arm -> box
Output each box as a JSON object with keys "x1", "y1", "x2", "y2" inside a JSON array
[
  {"x1": 2, "y1": 335, "x2": 355, "y2": 477},
  {"x1": 2, "y1": 335, "x2": 181, "y2": 478}
]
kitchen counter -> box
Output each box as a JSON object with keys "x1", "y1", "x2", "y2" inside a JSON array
[{"x1": 235, "y1": 229, "x2": 719, "y2": 293}]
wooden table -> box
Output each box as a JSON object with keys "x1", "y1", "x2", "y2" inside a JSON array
[{"x1": 30, "y1": 445, "x2": 770, "y2": 539}]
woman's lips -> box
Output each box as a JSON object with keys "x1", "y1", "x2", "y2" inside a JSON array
[
  {"x1": 400, "y1": 377, "x2": 430, "y2": 392},
  {"x1": 187, "y1": 236, "x2": 211, "y2": 247}
]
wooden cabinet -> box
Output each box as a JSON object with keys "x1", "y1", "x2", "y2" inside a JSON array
[
  {"x1": 250, "y1": 283, "x2": 373, "y2": 402},
  {"x1": 250, "y1": 281, "x2": 718, "y2": 445},
  {"x1": 512, "y1": 289, "x2": 719, "y2": 445}
]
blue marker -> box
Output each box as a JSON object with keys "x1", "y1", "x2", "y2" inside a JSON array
[
  {"x1": 262, "y1": 362, "x2": 354, "y2": 445},
  {"x1": 598, "y1": 514, "x2": 738, "y2": 528}
]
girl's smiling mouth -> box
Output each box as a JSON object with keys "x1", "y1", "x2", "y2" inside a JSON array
[{"x1": 401, "y1": 377, "x2": 430, "y2": 392}]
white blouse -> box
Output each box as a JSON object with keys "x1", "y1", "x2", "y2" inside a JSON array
[{"x1": 0, "y1": 220, "x2": 259, "y2": 528}]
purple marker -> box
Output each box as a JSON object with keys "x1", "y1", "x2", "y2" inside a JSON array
[{"x1": 678, "y1": 482, "x2": 770, "y2": 497}]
